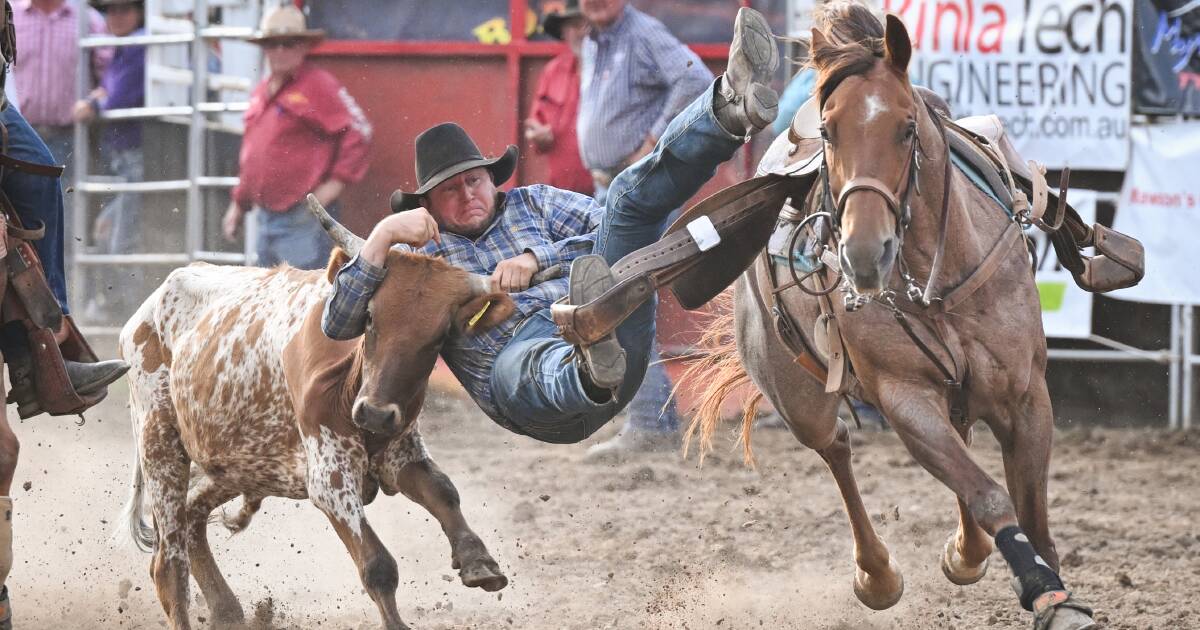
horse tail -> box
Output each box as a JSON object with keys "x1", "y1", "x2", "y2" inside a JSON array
[{"x1": 681, "y1": 291, "x2": 765, "y2": 467}]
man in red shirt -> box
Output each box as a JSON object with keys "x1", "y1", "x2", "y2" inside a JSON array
[
  {"x1": 222, "y1": 5, "x2": 371, "y2": 270},
  {"x1": 523, "y1": 0, "x2": 592, "y2": 194}
]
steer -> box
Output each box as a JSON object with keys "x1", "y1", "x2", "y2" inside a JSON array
[{"x1": 117, "y1": 204, "x2": 513, "y2": 630}]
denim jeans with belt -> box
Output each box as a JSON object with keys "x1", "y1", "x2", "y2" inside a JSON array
[
  {"x1": 490, "y1": 81, "x2": 742, "y2": 443},
  {"x1": 254, "y1": 200, "x2": 338, "y2": 270},
  {"x1": 1, "y1": 106, "x2": 71, "y2": 313}
]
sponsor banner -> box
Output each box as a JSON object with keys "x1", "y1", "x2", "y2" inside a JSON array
[
  {"x1": 1034, "y1": 190, "x2": 1097, "y2": 338},
  {"x1": 787, "y1": 0, "x2": 820, "y2": 37},
  {"x1": 884, "y1": 0, "x2": 1132, "y2": 171},
  {"x1": 1111, "y1": 122, "x2": 1200, "y2": 304},
  {"x1": 1133, "y1": 0, "x2": 1200, "y2": 115}
]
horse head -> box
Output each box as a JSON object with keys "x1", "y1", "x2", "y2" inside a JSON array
[{"x1": 811, "y1": 14, "x2": 928, "y2": 296}]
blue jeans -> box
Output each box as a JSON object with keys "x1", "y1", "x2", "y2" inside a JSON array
[
  {"x1": 492, "y1": 81, "x2": 741, "y2": 443},
  {"x1": 254, "y1": 201, "x2": 337, "y2": 270},
  {"x1": 97, "y1": 148, "x2": 143, "y2": 254},
  {"x1": 595, "y1": 180, "x2": 682, "y2": 435},
  {"x1": 1, "y1": 107, "x2": 70, "y2": 313}
]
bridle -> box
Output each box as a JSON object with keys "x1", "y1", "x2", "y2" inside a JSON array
[
  {"x1": 807, "y1": 93, "x2": 955, "y2": 309},
  {"x1": 819, "y1": 110, "x2": 922, "y2": 235}
]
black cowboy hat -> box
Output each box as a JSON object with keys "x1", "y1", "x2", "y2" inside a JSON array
[
  {"x1": 390, "y1": 123, "x2": 518, "y2": 212},
  {"x1": 542, "y1": 0, "x2": 583, "y2": 40}
]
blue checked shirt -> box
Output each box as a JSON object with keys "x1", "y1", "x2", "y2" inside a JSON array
[
  {"x1": 577, "y1": 5, "x2": 713, "y2": 172},
  {"x1": 322, "y1": 185, "x2": 603, "y2": 418}
]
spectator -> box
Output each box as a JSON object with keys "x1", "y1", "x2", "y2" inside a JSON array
[
  {"x1": 222, "y1": 4, "x2": 371, "y2": 270},
  {"x1": 74, "y1": 0, "x2": 144, "y2": 255},
  {"x1": 12, "y1": 0, "x2": 111, "y2": 185},
  {"x1": 524, "y1": 0, "x2": 592, "y2": 194},
  {"x1": 72, "y1": 0, "x2": 144, "y2": 323},
  {"x1": 575, "y1": 0, "x2": 713, "y2": 461}
]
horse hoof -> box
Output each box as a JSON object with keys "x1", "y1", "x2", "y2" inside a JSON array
[
  {"x1": 1034, "y1": 592, "x2": 1097, "y2": 630},
  {"x1": 460, "y1": 559, "x2": 509, "y2": 592},
  {"x1": 941, "y1": 533, "x2": 989, "y2": 586},
  {"x1": 853, "y1": 558, "x2": 904, "y2": 610}
]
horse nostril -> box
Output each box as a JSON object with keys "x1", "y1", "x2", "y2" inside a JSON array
[{"x1": 879, "y1": 237, "x2": 896, "y2": 268}]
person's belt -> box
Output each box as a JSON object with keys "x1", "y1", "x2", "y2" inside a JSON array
[{"x1": 589, "y1": 150, "x2": 642, "y2": 188}]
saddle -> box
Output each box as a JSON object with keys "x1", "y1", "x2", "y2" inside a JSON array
[{"x1": 554, "y1": 96, "x2": 1145, "y2": 350}]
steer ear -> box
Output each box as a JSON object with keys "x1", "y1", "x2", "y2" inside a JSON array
[
  {"x1": 325, "y1": 248, "x2": 351, "y2": 283},
  {"x1": 454, "y1": 293, "x2": 516, "y2": 335}
]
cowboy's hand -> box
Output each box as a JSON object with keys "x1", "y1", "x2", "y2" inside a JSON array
[
  {"x1": 491, "y1": 252, "x2": 539, "y2": 292},
  {"x1": 222, "y1": 201, "x2": 244, "y2": 242},
  {"x1": 362, "y1": 208, "x2": 441, "y2": 266}
]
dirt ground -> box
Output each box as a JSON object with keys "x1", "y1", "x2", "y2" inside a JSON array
[{"x1": 5, "y1": 382, "x2": 1199, "y2": 630}]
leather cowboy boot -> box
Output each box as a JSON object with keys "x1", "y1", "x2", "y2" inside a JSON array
[
  {"x1": 714, "y1": 7, "x2": 780, "y2": 136},
  {"x1": 553, "y1": 255, "x2": 626, "y2": 393},
  {"x1": 64, "y1": 358, "x2": 129, "y2": 395},
  {"x1": 2, "y1": 320, "x2": 129, "y2": 419}
]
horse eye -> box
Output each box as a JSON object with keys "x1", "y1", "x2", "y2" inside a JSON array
[{"x1": 904, "y1": 122, "x2": 916, "y2": 140}]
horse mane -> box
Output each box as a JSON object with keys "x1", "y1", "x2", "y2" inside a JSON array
[{"x1": 808, "y1": 2, "x2": 889, "y2": 105}]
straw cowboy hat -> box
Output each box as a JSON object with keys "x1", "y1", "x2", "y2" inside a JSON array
[
  {"x1": 89, "y1": 0, "x2": 143, "y2": 7},
  {"x1": 247, "y1": 5, "x2": 325, "y2": 44},
  {"x1": 390, "y1": 123, "x2": 518, "y2": 212},
  {"x1": 542, "y1": 0, "x2": 583, "y2": 40}
]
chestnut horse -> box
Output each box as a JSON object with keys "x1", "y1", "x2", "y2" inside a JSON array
[{"x1": 690, "y1": 10, "x2": 1096, "y2": 630}]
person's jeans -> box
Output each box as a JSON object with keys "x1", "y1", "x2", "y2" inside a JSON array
[
  {"x1": 492, "y1": 80, "x2": 742, "y2": 443},
  {"x1": 594, "y1": 183, "x2": 683, "y2": 435},
  {"x1": 254, "y1": 201, "x2": 338, "y2": 270},
  {"x1": 97, "y1": 148, "x2": 144, "y2": 254},
  {"x1": 1, "y1": 106, "x2": 70, "y2": 313}
]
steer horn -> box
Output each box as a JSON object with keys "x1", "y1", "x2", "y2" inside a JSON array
[
  {"x1": 306, "y1": 194, "x2": 365, "y2": 258},
  {"x1": 467, "y1": 274, "x2": 492, "y2": 297}
]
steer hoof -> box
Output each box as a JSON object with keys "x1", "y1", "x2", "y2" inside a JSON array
[
  {"x1": 452, "y1": 537, "x2": 508, "y2": 591},
  {"x1": 459, "y1": 560, "x2": 508, "y2": 592},
  {"x1": 209, "y1": 605, "x2": 245, "y2": 629}
]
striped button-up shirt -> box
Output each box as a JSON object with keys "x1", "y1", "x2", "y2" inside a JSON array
[
  {"x1": 322, "y1": 185, "x2": 602, "y2": 418},
  {"x1": 577, "y1": 5, "x2": 713, "y2": 172},
  {"x1": 12, "y1": 0, "x2": 111, "y2": 127}
]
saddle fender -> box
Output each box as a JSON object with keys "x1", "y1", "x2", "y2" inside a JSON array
[{"x1": 666, "y1": 128, "x2": 823, "y2": 310}]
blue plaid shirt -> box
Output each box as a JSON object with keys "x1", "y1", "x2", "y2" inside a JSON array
[{"x1": 322, "y1": 185, "x2": 603, "y2": 418}]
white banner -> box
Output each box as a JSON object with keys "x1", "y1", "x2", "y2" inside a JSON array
[
  {"x1": 1110, "y1": 122, "x2": 1200, "y2": 305},
  {"x1": 884, "y1": 0, "x2": 1132, "y2": 171},
  {"x1": 1032, "y1": 190, "x2": 1096, "y2": 338}
]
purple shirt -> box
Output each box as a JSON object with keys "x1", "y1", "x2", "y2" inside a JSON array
[
  {"x1": 12, "y1": 0, "x2": 111, "y2": 126},
  {"x1": 98, "y1": 28, "x2": 144, "y2": 152}
]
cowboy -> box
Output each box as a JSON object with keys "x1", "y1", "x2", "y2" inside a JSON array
[
  {"x1": 222, "y1": 4, "x2": 372, "y2": 270},
  {"x1": 321, "y1": 8, "x2": 780, "y2": 445},
  {"x1": 0, "y1": 1, "x2": 129, "y2": 626}
]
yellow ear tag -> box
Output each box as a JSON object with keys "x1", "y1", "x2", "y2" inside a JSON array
[{"x1": 468, "y1": 300, "x2": 493, "y2": 329}]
